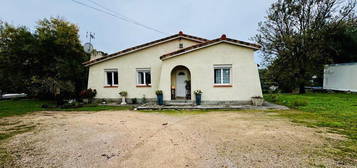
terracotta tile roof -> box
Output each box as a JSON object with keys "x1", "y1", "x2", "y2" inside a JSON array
[
  {"x1": 160, "y1": 34, "x2": 261, "y2": 60},
  {"x1": 83, "y1": 31, "x2": 208, "y2": 66}
]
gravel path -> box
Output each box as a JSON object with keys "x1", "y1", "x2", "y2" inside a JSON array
[{"x1": 1, "y1": 110, "x2": 352, "y2": 168}]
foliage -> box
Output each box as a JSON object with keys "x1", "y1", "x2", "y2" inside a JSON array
[
  {"x1": 79, "y1": 88, "x2": 97, "y2": 99},
  {"x1": 155, "y1": 90, "x2": 163, "y2": 95},
  {"x1": 132, "y1": 98, "x2": 137, "y2": 104},
  {"x1": 142, "y1": 94, "x2": 147, "y2": 103},
  {"x1": 194, "y1": 90, "x2": 203, "y2": 95},
  {"x1": 119, "y1": 91, "x2": 128, "y2": 97},
  {"x1": 255, "y1": 0, "x2": 357, "y2": 93},
  {"x1": 265, "y1": 93, "x2": 357, "y2": 161},
  {"x1": 0, "y1": 17, "x2": 89, "y2": 99},
  {"x1": 259, "y1": 68, "x2": 278, "y2": 93},
  {"x1": 30, "y1": 76, "x2": 76, "y2": 99}
]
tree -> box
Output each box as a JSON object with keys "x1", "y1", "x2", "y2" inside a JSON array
[
  {"x1": 323, "y1": 20, "x2": 357, "y2": 64},
  {"x1": 255, "y1": 0, "x2": 356, "y2": 93},
  {"x1": 0, "y1": 17, "x2": 89, "y2": 99},
  {"x1": 33, "y1": 17, "x2": 89, "y2": 99},
  {"x1": 0, "y1": 22, "x2": 38, "y2": 93}
]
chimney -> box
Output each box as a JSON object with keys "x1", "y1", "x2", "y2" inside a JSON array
[{"x1": 90, "y1": 51, "x2": 106, "y2": 60}]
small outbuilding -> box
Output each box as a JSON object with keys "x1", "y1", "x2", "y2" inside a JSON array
[{"x1": 323, "y1": 62, "x2": 357, "y2": 92}]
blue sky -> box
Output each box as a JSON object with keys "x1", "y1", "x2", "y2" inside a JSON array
[{"x1": 0, "y1": 0, "x2": 275, "y2": 64}]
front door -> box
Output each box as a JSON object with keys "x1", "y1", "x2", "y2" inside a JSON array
[{"x1": 176, "y1": 71, "x2": 186, "y2": 97}]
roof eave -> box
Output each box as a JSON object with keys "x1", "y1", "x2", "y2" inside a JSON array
[
  {"x1": 83, "y1": 35, "x2": 208, "y2": 66},
  {"x1": 160, "y1": 40, "x2": 261, "y2": 61}
]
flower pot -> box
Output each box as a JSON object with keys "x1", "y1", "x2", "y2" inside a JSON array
[
  {"x1": 252, "y1": 97, "x2": 264, "y2": 106},
  {"x1": 195, "y1": 94, "x2": 202, "y2": 105},
  {"x1": 121, "y1": 97, "x2": 127, "y2": 105},
  {"x1": 157, "y1": 94, "x2": 163, "y2": 105},
  {"x1": 83, "y1": 98, "x2": 89, "y2": 104}
]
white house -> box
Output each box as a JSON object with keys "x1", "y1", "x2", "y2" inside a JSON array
[
  {"x1": 323, "y1": 62, "x2": 357, "y2": 92},
  {"x1": 83, "y1": 32, "x2": 263, "y2": 104}
]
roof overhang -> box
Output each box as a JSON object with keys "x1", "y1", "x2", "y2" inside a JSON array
[
  {"x1": 160, "y1": 36, "x2": 261, "y2": 60},
  {"x1": 83, "y1": 32, "x2": 208, "y2": 67}
]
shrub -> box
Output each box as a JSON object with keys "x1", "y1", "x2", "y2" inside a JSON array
[
  {"x1": 79, "y1": 88, "x2": 97, "y2": 99},
  {"x1": 194, "y1": 90, "x2": 202, "y2": 95},
  {"x1": 155, "y1": 90, "x2": 163, "y2": 95},
  {"x1": 132, "y1": 98, "x2": 137, "y2": 104},
  {"x1": 292, "y1": 99, "x2": 308, "y2": 107},
  {"x1": 142, "y1": 94, "x2": 147, "y2": 103},
  {"x1": 269, "y1": 95, "x2": 279, "y2": 103},
  {"x1": 119, "y1": 91, "x2": 128, "y2": 97}
]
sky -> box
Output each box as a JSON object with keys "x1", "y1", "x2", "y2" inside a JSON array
[{"x1": 0, "y1": 0, "x2": 275, "y2": 64}]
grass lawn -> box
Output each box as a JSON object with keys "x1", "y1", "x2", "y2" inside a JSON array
[
  {"x1": 265, "y1": 93, "x2": 357, "y2": 160},
  {"x1": 0, "y1": 99, "x2": 133, "y2": 118}
]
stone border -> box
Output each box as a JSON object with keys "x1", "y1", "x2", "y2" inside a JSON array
[{"x1": 136, "y1": 102, "x2": 289, "y2": 111}]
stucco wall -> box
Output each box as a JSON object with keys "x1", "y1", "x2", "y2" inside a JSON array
[
  {"x1": 87, "y1": 39, "x2": 199, "y2": 99},
  {"x1": 158, "y1": 43, "x2": 262, "y2": 101},
  {"x1": 323, "y1": 63, "x2": 357, "y2": 92}
]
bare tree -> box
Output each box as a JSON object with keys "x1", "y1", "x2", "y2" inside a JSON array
[{"x1": 255, "y1": 0, "x2": 356, "y2": 93}]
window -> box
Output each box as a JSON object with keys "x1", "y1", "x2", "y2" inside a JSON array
[
  {"x1": 105, "y1": 69, "x2": 118, "y2": 86},
  {"x1": 179, "y1": 43, "x2": 184, "y2": 49},
  {"x1": 137, "y1": 69, "x2": 151, "y2": 85},
  {"x1": 214, "y1": 65, "x2": 231, "y2": 85}
]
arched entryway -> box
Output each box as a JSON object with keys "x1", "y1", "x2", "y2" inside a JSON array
[{"x1": 171, "y1": 65, "x2": 191, "y2": 100}]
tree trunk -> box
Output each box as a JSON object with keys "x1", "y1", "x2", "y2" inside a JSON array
[{"x1": 299, "y1": 83, "x2": 306, "y2": 94}]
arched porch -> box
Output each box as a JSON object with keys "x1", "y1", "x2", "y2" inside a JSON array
[{"x1": 170, "y1": 65, "x2": 191, "y2": 100}]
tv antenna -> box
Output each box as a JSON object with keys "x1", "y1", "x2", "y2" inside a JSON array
[
  {"x1": 86, "y1": 32, "x2": 95, "y2": 43},
  {"x1": 84, "y1": 32, "x2": 95, "y2": 53}
]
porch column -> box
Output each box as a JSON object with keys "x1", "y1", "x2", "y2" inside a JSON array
[{"x1": 158, "y1": 63, "x2": 172, "y2": 101}]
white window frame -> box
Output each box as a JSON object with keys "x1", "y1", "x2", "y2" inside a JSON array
[
  {"x1": 214, "y1": 65, "x2": 232, "y2": 85},
  {"x1": 136, "y1": 68, "x2": 151, "y2": 86},
  {"x1": 104, "y1": 69, "x2": 118, "y2": 86}
]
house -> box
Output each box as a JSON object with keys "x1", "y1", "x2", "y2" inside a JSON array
[
  {"x1": 83, "y1": 31, "x2": 263, "y2": 104},
  {"x1": 323, "y1": 62, "x2": 357, "y2": 92}
]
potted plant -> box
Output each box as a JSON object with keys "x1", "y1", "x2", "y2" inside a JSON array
[
  {"x1": 156, "y1": 90, "x2": 164, "y2": 105},
  {"x1": 194, "y1": 90, "x2": 203, "y2": 105},
  {"x1": 79, "y1": 88, "x2": 97, "y2": 104},
  {"x1": 185, "y1": 80, "x2": 191, "y2": 100},
  {"x1": 119, "y1": 91, "x2": 128, "y2": 105},
  {"x1": 252, "y1": 96, "x2": 264, "y2": 106}
]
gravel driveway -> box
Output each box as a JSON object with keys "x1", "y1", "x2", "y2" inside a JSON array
[{"x1": 1, "y1": 110, "x2": 351, "y2": 168}]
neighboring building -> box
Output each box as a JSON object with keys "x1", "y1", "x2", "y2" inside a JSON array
[
  {"x1": 83, "y1": 31, "x2": 263, "y2": 104},
  {"x1": 323, "y1": 63, "x2": 357, "y2": 92}
]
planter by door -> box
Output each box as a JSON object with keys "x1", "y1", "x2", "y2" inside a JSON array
[
  {"x1": 195, "y1": 94, "x2": 202, "y2": 105},
  {"x1": 157, "y1": 94, "x2": 163, "y2": 105},
  {"x1": 121, "y1": 97, "x2": 127, "y2": 105},
  {"x1": 252, "y1": 97, "x2": 264, "y2": 106}
]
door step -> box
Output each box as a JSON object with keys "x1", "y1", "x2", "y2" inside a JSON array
[{"x1": 166, "y1": 100, "x2": 194, "y2": 106}]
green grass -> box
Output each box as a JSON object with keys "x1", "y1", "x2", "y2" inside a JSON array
[
  {"x1": 265, "y1": 93, "x2": 357, "y2": 161},
  {"x1": 0, "y1": 99, "x2": 53, "y2": 118},
  {"x1": 0, "y1": 99, "x2": 133, "y2": 118}
]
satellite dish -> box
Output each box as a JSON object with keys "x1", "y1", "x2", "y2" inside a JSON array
[{"x1": 84, "y1": 42, "x2": 94, "y2": 53}]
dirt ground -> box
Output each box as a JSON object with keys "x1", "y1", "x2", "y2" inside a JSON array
[{"x1": 1, "y1": 110, "x2": 353, "y2": 168}]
